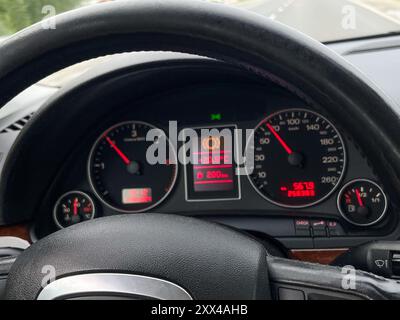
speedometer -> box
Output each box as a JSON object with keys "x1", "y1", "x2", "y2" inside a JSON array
[{"x1": 247, "y1": 109, "x2": 346, "y2": 208}]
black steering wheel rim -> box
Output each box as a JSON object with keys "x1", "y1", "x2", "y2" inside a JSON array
[
  {"x1": 0, "y1": 1, "x2": 399, "y2": 204},
  {"x1": 1, "y1": 0, "x2": 400, "y2": 300}
]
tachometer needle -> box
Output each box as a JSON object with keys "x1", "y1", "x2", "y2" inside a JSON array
[
  {"x1": 105, "y1": 136, "x2": 131, "y2": 165},
  {"x1": 356, "y1": 189, "x2": 364, "y2": 207},
  {"x1": 266, "y1": 123, "x2": 293, "y2": 155}
]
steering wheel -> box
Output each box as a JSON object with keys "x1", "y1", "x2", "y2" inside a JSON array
[{"x1": 2, "y1": 0, "x2": 400, "y2": 300}]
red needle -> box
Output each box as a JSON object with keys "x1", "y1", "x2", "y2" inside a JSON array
[
  {"x1": 266, "y1": 123, "x2": 293, "y2": 155},
  {"x1": 73, "y1": 198, "x2": 78, "y2": 216},
  {"x1": 105, "y1": 136, "x2": 131, "y2": 165},
  {"x1": 355, "y1": 189, "x2": 364, "y2": 207}
]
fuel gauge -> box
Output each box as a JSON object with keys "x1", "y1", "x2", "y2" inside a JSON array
[
  {"x1": 338, "y1": 179, "x2": 387, "y2": 226},
  {"x1": 54, "y1": 191, "x2": 95, "y2": 229}
]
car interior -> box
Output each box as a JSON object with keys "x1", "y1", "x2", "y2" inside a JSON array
[{"x1": 1, "y1": 0, "x2": 400, "y2": 301}]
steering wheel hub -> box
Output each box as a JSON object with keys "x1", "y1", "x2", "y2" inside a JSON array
[{"x1": 5, "y1": 214, "x2": 269, "y2": 300}]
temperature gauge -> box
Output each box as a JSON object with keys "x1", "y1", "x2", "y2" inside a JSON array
[
  {"x1": 54, "y1": 191, "x2": 95, "y2": 229},
  {"x1": 337, "y1": 179, "x2": 387, "y2": 226}
]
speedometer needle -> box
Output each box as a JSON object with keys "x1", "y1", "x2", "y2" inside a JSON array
[
  {"x1": 105, "y1": 136, "x2": 131, "y2": 165},
  {"x1": 266, "y1": 123, "x2": 293, "y2": 155}
]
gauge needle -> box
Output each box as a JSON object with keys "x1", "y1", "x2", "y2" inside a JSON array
[
  {"x1": 105, "y1": 136, "x2": 131, "y2": 165},
  {"x1": 266, "y1": 123, "x2": 293, "y2": 155},
  {"x1": 73, "y1": 198, "x2": 79, "y2": 216},
  {"x1": 355, "y1": 189, "x2": 364, "y2": 207}
]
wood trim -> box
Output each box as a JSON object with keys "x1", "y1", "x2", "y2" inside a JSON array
[
  {"x1": 290, "y1": 249, "x2": 348, "y2": 265},
  {"x1": 0, "y1": 224, "x2": 30, "y2": 242}
]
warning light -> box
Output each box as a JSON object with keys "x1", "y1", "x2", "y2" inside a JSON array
[
  {"x1": 202, "y1": 136, "x2": 221, "y2": 151},
  {"x1": 280, "y1": 182, "x2": 316, "y2": 198},
  {"x1": 210, "y1": 113, "x2": 222, "y2": 121},
  {"x1": 122, "y1": 188, "x2": 152, "y2": 204}
]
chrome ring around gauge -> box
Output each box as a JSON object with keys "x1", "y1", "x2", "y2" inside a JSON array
[
  {"x1": 337, "y1": 179, "x2": 388, "y2": 227},
  {"x1": 88, "y1": 121, "x2": 178, "y2": 213},
  {"x1": 246, "y1": 109, "x2": 346, "y2": 208},
  {"x1": 53, "y1": 191, "x2": 95, "y2": 229}
]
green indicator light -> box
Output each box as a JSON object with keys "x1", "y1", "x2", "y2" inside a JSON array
[{"x1": 211, "y1": 113, "x2": 222, "y2": 121}]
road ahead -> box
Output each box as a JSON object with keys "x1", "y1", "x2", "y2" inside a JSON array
[{"x1": 239, "y1": 0, "x2": 400, "y2": 41}]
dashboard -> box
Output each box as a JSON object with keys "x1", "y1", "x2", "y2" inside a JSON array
[
  {"x1": 1, "y1": 36, "x2": 400, "y2": 252},
  {"x1": 30, "y1": 78, "x2": 398, "y2": 250}
]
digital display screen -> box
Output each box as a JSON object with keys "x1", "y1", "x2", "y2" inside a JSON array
[
  {"x1": 280, "y1": 182, "x2": 316, "y2": 198},
  {"x1": 193, "y1": 147, "x2": 235, "y2": 192},
  {"x1": 184, "y1": 125, "x2": 240, "y2": 201},
  {"x1": 122, "y1": 188, "x2": 153, "y2": 204}
]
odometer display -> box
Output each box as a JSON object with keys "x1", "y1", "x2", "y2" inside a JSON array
[
  {"x1": 248, "y1": 109, "x2": 346, "y2": 208},
  {"x1": 88, "y1": 121, "x2": 177, "y2": 213}
]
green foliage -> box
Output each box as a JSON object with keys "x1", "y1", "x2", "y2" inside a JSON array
[{"x1": 0, "y1": 0, "x2": 84, "y2": 35}]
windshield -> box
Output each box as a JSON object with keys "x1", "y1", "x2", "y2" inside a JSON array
[{"x1": 1, "y1": 0, "x2": 400, "y2": 42}]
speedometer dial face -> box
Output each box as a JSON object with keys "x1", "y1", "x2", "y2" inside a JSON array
[
  {"x1": 247, "y1": 109, "x2": 346, "y2": 208},
  {"x1": 88, "y1": 121, "x2": 178, "y2": 213}
]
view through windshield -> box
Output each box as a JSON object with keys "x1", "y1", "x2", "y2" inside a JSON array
[{"x1": 1, "y1": 0, "x2": 400, "y2": 42}]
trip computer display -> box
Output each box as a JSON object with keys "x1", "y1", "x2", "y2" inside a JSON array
[{"x1": 184, "y1": 125, "x2": 241, "y2": 201}]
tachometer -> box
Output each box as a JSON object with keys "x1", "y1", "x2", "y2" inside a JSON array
[
  {"x1": 88, "y1": 121, "x2": 178, "y2": 213},
  {"x1": 247, "y1": 109, "x2": 346, "y2": 208}
]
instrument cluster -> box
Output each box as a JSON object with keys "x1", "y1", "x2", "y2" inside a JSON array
[{"x1": 52, "y1": 107, "x2": 388, "y2": 231}]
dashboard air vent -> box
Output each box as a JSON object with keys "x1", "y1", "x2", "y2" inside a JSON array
[{"x1": 0, "y1": 113, "x2": 34, "y2": 134}]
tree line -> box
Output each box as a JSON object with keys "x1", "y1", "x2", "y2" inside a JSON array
[{"x1": 0, "y1": 0, "x2": 84, "y2": 35}]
